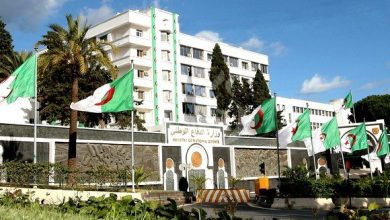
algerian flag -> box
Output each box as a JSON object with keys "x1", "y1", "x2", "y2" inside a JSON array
[
  {"x1": 304, "y1": 128, "x2": 326, "y2": 156},
  {"x1": 292, "y1": 109, "x2": 312, "y2": 142},
  {"x1": 321, "y1": 117, "x2": 341, "y2": 149},
  {"x1": 343, "y1": 123, "x2": 368, "y2": 152},
  {"x1": 240, "y1": 97, "x2": 276, "y2": 135},
  {"x1": 70, "y1": 69, "x2": 134, "y2": 113},
  {"x1": 278, "y1": 122, "x2": 296, "y2": 148},
  {"x1": 278, "y1": 108, "x2": 311, "y2": 148},
  {"x1": 0, "y1": 54, "x2": 36, "y2": 104},
  {"x1": 376, "y1": 128, "x2": 389, "y2": 157},
  {"x1": 343, "y1": 91, "x2": 353, "y2": 109}
]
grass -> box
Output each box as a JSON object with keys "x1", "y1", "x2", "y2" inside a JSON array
[{"x1": 0, "y1": 205, "x2": 94, "y2": 220}]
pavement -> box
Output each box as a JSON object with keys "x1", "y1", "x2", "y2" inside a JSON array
[{"x1": 181, "y1": 202, "x2": 329, "y2": 220}]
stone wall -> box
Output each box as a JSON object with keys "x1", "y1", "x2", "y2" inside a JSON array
[
  {"x1": 55, "y1": 143, "x2": 160, "y2": 181},
  {"x1": 235, "y1": 148, "x2": 288, "y2": 177}
]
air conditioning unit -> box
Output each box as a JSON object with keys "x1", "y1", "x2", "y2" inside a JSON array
[
  {"x1": 187, "y1": 53, "x2": 192, "y2": 57},
  {"x1": 142, "y1": 51, "x2": 147, "y2": 56},
  {"x1": 144, "y1": 72, "x2": 149, "y2": 77}
]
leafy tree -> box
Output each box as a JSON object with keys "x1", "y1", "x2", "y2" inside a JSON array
[
  {"x1": 112, "y1": 110, "x2": 147, "y2": 131},
  {"x1": 209, "y1": 43, "x2": 232, "y2": 123},
  {"x1": 0, "y1": 51, "x2": 33, "y2": 81},
  {"x1": 241, "y1": 78, "x2": 252, "y2": 113},
  {"x1": 228, "y1": 76, "x2": 244, "y2": 131},
  {"x1": 251, "y1": 69, "x2": 270, "y2": 109},
  {"x1": 37, "y1": 15, "x2": 116, "y2": 177},
  {"x1": 353, "y1": 95, "x2": 390, "y2": 127},
  {"x1": 0, "y1": 18, "x2": 14, "y2": 81}
]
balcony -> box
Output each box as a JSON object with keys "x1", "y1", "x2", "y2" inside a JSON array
[
  {"x1": 111, "y1": 35, "x2": 151, "y2": 48},
  {"x1": 183, "y1": 114, "x2": 223, "y2": 125},
  {"x1": 134, "y1": 77, "x2": 153, "y2": 89},
  {"x1": 134, "y1": 100, "x2": 154, "y2": 111},
  {"x1": 113, "y1": 55, "x2": 152, "y2": 68}
]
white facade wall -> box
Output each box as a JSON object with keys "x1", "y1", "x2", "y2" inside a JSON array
[
  {"x1": 276, "y1": 96, "x2": 336, "y2": 130},
  {"x1": 86, "y1": 7, "x2": 270, "y2": 129}
]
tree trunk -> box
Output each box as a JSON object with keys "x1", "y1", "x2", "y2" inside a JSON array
[{"x1": 68, "y1": 77, "x2": 78, "y2": 184}]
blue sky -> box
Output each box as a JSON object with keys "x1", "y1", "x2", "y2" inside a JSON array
[{"x1": 1, "y1": 0, "x2": 389, "y2": 103}]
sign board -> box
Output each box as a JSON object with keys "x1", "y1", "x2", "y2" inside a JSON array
[{"x1": 167, "y1": 123, "x2": 223, "y2": 145}]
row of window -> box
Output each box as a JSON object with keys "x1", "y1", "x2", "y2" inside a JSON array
[
  {"x1": 293, "y1": 106, "x2": 334, "y2": 117},
  {"x1": 181, "y1": 64, "x2": 205, "y2": 78},
  {"x1": 136, "y1": 29, "x2": 171, "y2": 42},
  {"x1": 180, "y1": 45, "x2": 268, "y2": 73},
  {"x1": 182, "y1": 102, "x2": 218, "y2": 116},
  {"x1": 311, "y1": 122, "x2": 323, "y2": 130}
]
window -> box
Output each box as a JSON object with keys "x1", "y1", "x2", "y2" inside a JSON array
[
  {"x1": 161, "y1": 31, "x2": 169, "y2": 42},
  {"x1": 182, "y1": 83, "x2": 194, "y2": 95},
  {"x1": 136, "y1": 29, "x2": 143, "y2": 37},
  {"x1": 137, "y1": 49, "x2": 146, "y2": 57},
  {"x1": 261, "y1": 64, "x2": 268, "y2": 73},
  {"x1": 194, "y1": 85, "x2": 206, "y2": 96},
  {"x1": 99, "y1": 34, "x2": 108, "y2": 42},
  {"x1": 282, "y1": 105, "x2": 285, "y2": 110},
  {"x1": 164, "y1": 110, "x2": 172, "y2": 121},
  {"x1": 277, "y1": 104, "x2": 280, "y2": 111},
  {"x1": 181, "y1": 64, "x2": 192, "y2": 76},
  {"x1": 242, "y1": 61, "x2": 248, "y2": 70},
  {"x1": 138, "y1": 112, "x2": 145, "y2": 120},
  {"x1": 211, "y1": 108, "x2": 217, "y2": 117},
  {"x1": 209, "y1": 90, "x2": 215, "y2": 98},
  {"x1": 183, "y1": 102, "x2": 195, "y2": 114},
  {"x1": 193, "y1": 48, "x2": 203, "y2": 59},
  {"x1": 180, "y1": 45, "x2": 191, "y2": 57},
  {"x1": 195, "y1": 105, "x2": 207, "y2": 116},
  {"x1": 163, "y1": 90, "x2": 172, "y2": 102},
  {"x1": 137, "y1": 91, "x2": 145, "y2": 99},
  {"x1": 193, "y1": 66, "x2": 205, "y2": 78},
  {"x1": 207, "y1": 53, "x2": 212, "y2": 61},
  {"x1": 161, "y1": 50, "x2": 170, "y2": 61},
  {"x1": 223, "y1": 55, "x2": 228, "y2": 63},
  {"x1": 251, "y1": 62, "x2": 259, "y2": 71},
  {"x1": 162, "y1": 70, "x2": 171, "y2": 81},
  {"x1": 230, "y1": 57, "x2": 238, "y2": 67},
  {"x1": 137, "y1": 70, "x2": 149, "y2": 78},
  {"x1": 289, "y1": 113, "x2": 292, "y2": 123}
]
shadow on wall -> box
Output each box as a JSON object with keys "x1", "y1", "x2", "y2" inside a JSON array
[{"x1": 0, "y1": 134, "x2": 28, "y2": 162}]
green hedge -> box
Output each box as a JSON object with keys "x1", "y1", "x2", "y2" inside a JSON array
[{"x1": 280, "y1": 165, "x2": 390, "y2": 198}]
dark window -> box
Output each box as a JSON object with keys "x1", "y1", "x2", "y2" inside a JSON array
[
  {"x1": 181, "y1": 64, "x2": 192, "y2": 76},
  {"x1": 183, "y1": 102, "x2": 195, "y2": 114}
]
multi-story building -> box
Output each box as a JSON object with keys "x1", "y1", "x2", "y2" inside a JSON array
[
  {"x1": 85, "y1": 7, "x2": 269, "y2": 129},
  {"x1": 276, "y1": 96, "x2": 336, "y2": 130}
]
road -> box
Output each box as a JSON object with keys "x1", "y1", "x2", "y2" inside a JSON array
[{"x1": 181, "y1": 203, "x2": 328, "y2": 220}]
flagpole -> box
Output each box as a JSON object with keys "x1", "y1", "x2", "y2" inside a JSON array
[
  {"x1": 33, "y1": 47, "x2": 38, "y2": 164},
  {"x1": 274, "y1": 93, "x2": 281, "y2": 190},
  {"x1": 363, "y1": 119, "x2": 373, "y2": 180},
  {"x1": 131, "y1": 60, "x2": 135, "y2": 193},
  {"x1": 351, "y1": 90, "x2": 357, "y2": 123},
  {"x1": 307, "y1": 103, "x2": 318, "y2": 179},
  {"x1": 338, "y1": 144, "x2": 347, "y2": 177}
]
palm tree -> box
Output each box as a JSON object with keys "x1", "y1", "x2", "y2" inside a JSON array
[
  {"x1": 0, "y1": 51, "x2": 33, "y2": 81},
  {"x1": 37, "y1": 15, "x2": 116, "y2": 181}
]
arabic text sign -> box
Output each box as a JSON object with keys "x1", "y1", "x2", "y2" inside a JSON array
[{"x1": 168, "y1": 125, "x2": 223, "y2": 145}]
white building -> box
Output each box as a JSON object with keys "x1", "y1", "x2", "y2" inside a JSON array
[
  {"x1": 276, "y1": 96, "x2": 336, "y2": 130},
  {"x1": 85, "y1": 7, "x2": 270, "y2": 129}
]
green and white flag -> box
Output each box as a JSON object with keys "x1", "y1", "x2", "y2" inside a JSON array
[
  {"x1": 342, "y1": 123, "x2": 368, "y2": 152},
  {"x1": 291, "y1": 109, "x2": 312, "y2": 142},
  {"x1": 240, "y1": 97, "x2": 276, "y2": 135},
  {"x1": 343, "y1": 91, "x2": 353, "y2": 109},
  {"x1": 0, "y1": 54, "x2": 36, "y2": 104},
  {"x1": 321, "y1": 117, "x2": 341, "y2": 149},
  {"x1": 376, "y1": 128, "x2": 389, "y2": 157},
  {"x1": 70, "y1": 69, "x2": 134, "y2": 113}
]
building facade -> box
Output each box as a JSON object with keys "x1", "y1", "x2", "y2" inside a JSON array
[
  {"x1": 276, "y1": 96, "x2": 336, "y2": 130},
  {"x1": 85, "y1": 7, "x2": 269, "y2": 129}
]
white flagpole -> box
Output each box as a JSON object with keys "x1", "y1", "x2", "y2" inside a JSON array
[
  {"x1": 338, "y1": 145, "x2": 347, "y2": 177},
  {"x1": 306, "y1": 103, "x2": 317, "y2": 179},
  {"x1": 33, "y1": 47, "x2": 38, "y2": 164},
  {"x1": 362, "y1": 119, "x2": 373, "y2": 180},
  {"x1": 274, "y1": 93, "x2": 281, "y2": 190},
  {"x1": 350, "y1": 90, "x2": 357, "y2": 123},
  {"x1": 131, "y1": 60, "x2": 135, "y2": 193}
]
